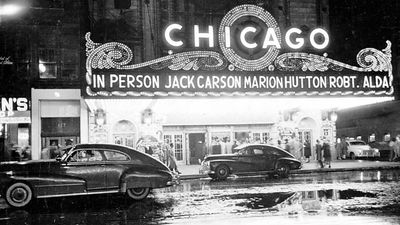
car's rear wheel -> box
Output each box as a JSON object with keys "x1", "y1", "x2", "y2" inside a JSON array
[
  {"x1": 350, "y1": 152, "x2": 356, "y2": 160},
  {"x1": 5, "y1": 182, "x2": 33, "y2": 208},
  {"x1": 127, "y1": 187, "x2": 150, "y2": 200},
  {"x1": 215, "y1": 165, "x2": 230, "y2": 180},
  {"x1": 276, "y1": 164, "x2": 290, "y2": 178}
]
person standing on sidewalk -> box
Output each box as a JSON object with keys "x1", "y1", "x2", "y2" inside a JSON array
[
  {"x1": 167, "y1": 142, "x2": 181, "y2": 174},
  {"x1": 316, "y1": 139, "x2": 324, "y2": 168},
  {"x1": 389, "y1": 138, "x2": 396, "y2": 161},
  {"x1": 393, "y1": 135, "x2": 400, "y2": 161},
  {"x1": 322, "y1": 139, "x2": 332, "y2": 168},
  {"x1": 304, "y1": 139, "x2": 311, "y2": 163}
]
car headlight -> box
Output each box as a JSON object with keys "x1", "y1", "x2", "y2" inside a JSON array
[{"x1": 374, "y1": 149, "x2": 379, "y2": 152}]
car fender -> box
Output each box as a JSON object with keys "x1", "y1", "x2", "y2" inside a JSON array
[
  {"x1": 275, "y1": 158, "x2": 302, "y2": 170},
  {"x1": 120, "y1": 169, "x2": 172, "y2": 191},
  {"x1": 209, "y1": 159, "x2": 237, "y2": 171},
  {"x1": 1, "y1": 174, "x2": 86, "y2": 198}
]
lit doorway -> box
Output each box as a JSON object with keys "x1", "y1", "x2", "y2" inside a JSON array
[
  {"x1": 298, "y1": 117, "x2": 317, "y2": 159},
  {"x1": 113, "y1": 120, "x2": 136, "y2": 148}
]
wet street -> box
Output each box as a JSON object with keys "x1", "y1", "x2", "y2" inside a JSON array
[{"x1": 1, "y1": 169, "x2": 400, "y2": 225}]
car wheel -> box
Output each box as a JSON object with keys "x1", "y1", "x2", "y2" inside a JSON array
[
  {"x1": 215, "y1": 165, "x2": 230, "y2": 180},
  {"x1": 350, "y1": 152, "x2": 356, "y2": 160},
  {"x1": 5, "y1": 182, "x2": 33, "y2": 208},
  {"x1": 127, "y1": 187, "x2": 150, "y2": 200},
  {"x1": 276, "y1": 164, "x2": 290, "y2": 178}
]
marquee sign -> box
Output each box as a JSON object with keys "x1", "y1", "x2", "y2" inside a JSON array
[{"x1": 84, "y1": 4, "x2": 393, "y2": 98}]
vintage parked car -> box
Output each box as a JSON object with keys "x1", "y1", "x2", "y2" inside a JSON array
[
  {"x1": 346, "y1": 140, "x2": 380, "y2": 160},
  {"x1": 0, "y1": 144, "x2": 175, "y2": 208},
  {"x1": 200, "y1": 144, "x2": 302, "y2": 180}
]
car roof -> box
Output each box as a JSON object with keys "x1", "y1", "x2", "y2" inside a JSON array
[
  {"x1": 71, "y1": 143, "x2": 138, "y2": 155},
  {"x1": 234, "y1": 143, "x2": 281, "y2": 149},
  {"x1": 347, "y1": 140, "x2": 366, "y2": 144}
]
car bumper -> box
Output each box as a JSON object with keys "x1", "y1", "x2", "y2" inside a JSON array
[
  {"x1": 355, "y1": 150, "x2": 380, "y2": 157},
  {"x1": 167, "y1": 173, "x2": 180, "y2": 186}
]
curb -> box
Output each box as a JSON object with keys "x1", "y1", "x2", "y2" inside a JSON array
[{"x1": 179, "y1": 165, "x2": 400, "y2": 180}]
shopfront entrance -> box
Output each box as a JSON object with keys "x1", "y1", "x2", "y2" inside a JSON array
[
  {"x1": 188, "y1": 133, "x2": 205, "y2": 164},
  {"x1": 298, "y1": 117, "x2": 317, "y2": 159},
  {"x1": 112, "y1": 120, "x2": 136, "y2": 148}
]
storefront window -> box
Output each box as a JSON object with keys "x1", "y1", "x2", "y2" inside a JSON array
[
  {"x1": 235, "y1": 132, "x2": 249, "y2": 144},
  {"x1": 40, "y1": 100, "x2": 80, "y2": 159},
  {"x1": 252, "y1": 132, "x2": 270, "y2": 143}
]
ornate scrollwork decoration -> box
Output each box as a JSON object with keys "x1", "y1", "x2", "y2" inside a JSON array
[
  {"x1": 356, "y1": 40, "x2": 392, "y2": 72},
  {"x1": 146, "y1": 51, "x2": 228, "y2": 71},
  {"x1": 85, "y1": 32, "x2": 228, "y2": 96},
  {"x1": 85, "y1": 32, "x2": 227, "y2": 72},
  {"x1": 275, "y1": 41, "x2": 392, "y2": 74},
  {"x1": 274, "y1": 53, "x2": 342, "y2": 72}
]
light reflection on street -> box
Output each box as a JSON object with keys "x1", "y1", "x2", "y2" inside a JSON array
[{"x1": 0, "y1": 170, "x2": 399, "y2": 225}]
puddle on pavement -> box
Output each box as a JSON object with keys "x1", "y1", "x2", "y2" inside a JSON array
[{"x1": 231, "y1": 189, "x2": 377, "y2": 211}]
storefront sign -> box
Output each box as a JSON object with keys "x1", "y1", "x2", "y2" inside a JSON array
[
  {"x1": 84, "y1": 4, "x2": 393, "y2": 98},
  {"x1": 0, "y1": 111, "x2": 31, "y2": 124},
  {"x1": 0, "y1": 97, "x2": 29, "y2": 111}
]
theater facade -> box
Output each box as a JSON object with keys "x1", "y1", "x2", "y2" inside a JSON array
[{"x1": 30, "y1": 5, "x2": 394, "y2": 164}]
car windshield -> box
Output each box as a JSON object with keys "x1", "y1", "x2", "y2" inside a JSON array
[{"x1": 60, "y1": 147, "x2": 73, "y2": 161}]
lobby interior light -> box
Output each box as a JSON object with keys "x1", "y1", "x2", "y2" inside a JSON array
[
  {"x1": 330, "y1": 111, "x2": 338, "y2": 122},
  {"x1": 95, "y1": 109, "x2": 106, "y2": 126}
]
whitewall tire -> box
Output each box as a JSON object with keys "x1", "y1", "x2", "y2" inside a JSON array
[
  {"x1": 5, "y1": 182, "x2": 33, "y2": 208},
  {"x1": 127, "y1": 187, "x2": 150, "y2": 200}
]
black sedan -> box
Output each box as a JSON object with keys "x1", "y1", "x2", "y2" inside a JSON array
[
  {"x1": 200, "y1": 144, "x2": 302, "y2": 180},
  {"x1": 0, "y1": 144, "x2": 175, "y2": 208}
]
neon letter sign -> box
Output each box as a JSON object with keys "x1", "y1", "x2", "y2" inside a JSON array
[{"x1": 164, "y1": 24, "x2": 183, "y2": 47}]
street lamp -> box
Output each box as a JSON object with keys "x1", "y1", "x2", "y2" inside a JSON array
[{"x1": 0, "y1": 4, "x2": 23, "y2": 16}]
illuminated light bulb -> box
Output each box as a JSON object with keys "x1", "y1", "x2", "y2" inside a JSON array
[{"x1": 39, "y1": 63, "x2": 46, "y2": 73}]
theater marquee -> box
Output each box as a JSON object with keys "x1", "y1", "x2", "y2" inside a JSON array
[{"x1": 84, "y1": 4, "x2": 393, "y2": 98}]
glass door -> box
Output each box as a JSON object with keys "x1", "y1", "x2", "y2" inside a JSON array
[{"x1": 164, "y1": 134, "x2": 184, "y2": 163}]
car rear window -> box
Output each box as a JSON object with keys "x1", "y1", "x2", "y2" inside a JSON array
[{"x1": 104, "y1": 151, "x2": 130, "y2": 161}]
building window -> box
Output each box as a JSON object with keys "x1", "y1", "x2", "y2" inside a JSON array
[
  {"x1": 39, "y1": 48, "x2": 57, "y2": 79},
  {"x1": 252, "y1": 133, "x2": 261, "y2": 143}
]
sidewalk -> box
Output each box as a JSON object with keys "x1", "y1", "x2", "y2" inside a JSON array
[{"x1": 177, "y1": 160, "x2": 400, "y2": 180}]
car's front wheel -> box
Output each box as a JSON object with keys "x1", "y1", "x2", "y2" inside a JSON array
[
  {"x1": 276, "y1": 164, "x2": 290, "y2": 178},
  {"x1": 350, "y1": 152, "x2": 356, "y2": 160},
  {"x1": 127, "y1": 187, "x2": 150, "y2": 200},
  {"x1": 215, "y1": 164, "x2": 230, "y2": 180},
  {"x1": 5, "y1": 182, "x2": 33, "y2": 208}
]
